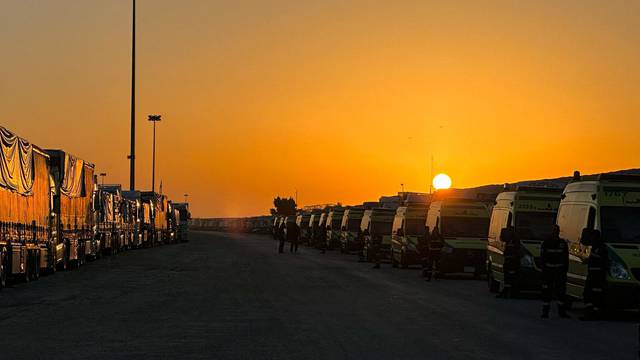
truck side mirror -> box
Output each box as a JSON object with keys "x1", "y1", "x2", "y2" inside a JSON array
[{"x1": 580, "y1": 228, "x2": 595, "y2": 246}]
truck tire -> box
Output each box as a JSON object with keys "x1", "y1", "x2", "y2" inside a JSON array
[{"x1": 0, "y1": 249, "x2": 7, "y2": 289}]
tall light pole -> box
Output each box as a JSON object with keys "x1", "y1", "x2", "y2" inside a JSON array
[
  {"x1": 128, "y1": 0, "x2": 136, "y2": 190},
  {"x1": 99, "y1": 172, "x2": 107, "y2": 186},
  {"x1": 184, "y1": 194, "x2": 189, "y2": 203},
  {"x1": 148, "y1": 114, "x2": 161, "y2": 193},
  {"x1": 400, "y1": 183, "x2": 405, "y2": 193}
]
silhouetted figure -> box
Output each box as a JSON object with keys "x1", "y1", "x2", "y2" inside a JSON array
[
  {"x1": 288, "y1": 221, "x2": 300, "y2": 253},
  {"x1": 583, "y1": 230, "x2": 608, "y2": 320},
  {"x1": 277, "y1": 222, "x2": 286, "y2": 254},
  {"x1": 320, "y1": 227, "x2": 328, "y2": 254},
  {"x1": 498, "y1": 226, "x2": 521, "y2": 298},
  {"x1": 540, "y1": 225, "x2": 570, "y2": 319},
  {"x1": 424, "y1": 227, "x2": 443, "y2": 281},
  {"x1": 358, "y1": 228, "x2": 368, "y2": 262},
  {"x1": 370, "y1": 230, "x2": 381, "y2": 269},
  {"x1": 418, "y1": 228, "x2": 430, "y2": 277}
]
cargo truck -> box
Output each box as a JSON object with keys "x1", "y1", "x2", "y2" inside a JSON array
[
  {"x1": 46, "y1": 149, "x2": 96, "y2": 269},
  {"x1": 0, "y1": 127, "x2": 52, "y2": 287}
]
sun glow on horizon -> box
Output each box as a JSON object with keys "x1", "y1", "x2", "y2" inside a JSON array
[{"x1": 433, "y1": 174, "x2": 452, "y2": 190}]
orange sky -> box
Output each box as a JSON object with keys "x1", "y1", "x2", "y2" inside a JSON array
[{"x1": 1, "y1": 1, "x2": 639, "y2": 217}]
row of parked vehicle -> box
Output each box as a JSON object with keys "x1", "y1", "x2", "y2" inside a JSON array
[
  {"x1": 0, "y1": 125, "x2": 191, "y2": 290},
  {"x1": 273, "y1": 172, "x2": 640, "y2": 310}
]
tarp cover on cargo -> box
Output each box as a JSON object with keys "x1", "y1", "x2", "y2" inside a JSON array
[
  {"x1": 60, "y1": 152, "x2": 85, "y2": 197},
  {"x1": 0, "y1": 126, "x2": 34, "y2": 195}
]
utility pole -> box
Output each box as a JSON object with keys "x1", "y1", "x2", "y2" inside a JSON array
[
  {"x1": 99, "y1": 172, "x2": 107, "y2": 186},
  {"x1": 184, "y1": 194, "x2": 189, "y2": 203},
  {"x1": 128, "y1": 0, "x2": 136, "y2": 190},
  {"x1": 429, "y1": 155, "x2": 434, "y2": 194},
  {"x1": 148, "y1": 115, "x2": 162, "y2": 192}
]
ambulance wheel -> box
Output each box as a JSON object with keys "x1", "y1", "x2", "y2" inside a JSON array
[{"x1": 487, "y1": 266, "x2": 499, "y2": 293}]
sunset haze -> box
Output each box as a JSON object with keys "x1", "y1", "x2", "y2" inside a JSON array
[{"x1": 2, "y1": 0, "x2": 639, "y2": 217}]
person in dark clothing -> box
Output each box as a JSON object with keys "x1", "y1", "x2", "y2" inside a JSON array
[
  {"x1": 425, "y1": 227, "x2": 443, "y2": 281},
  {"x1": 288, "y1": 221, "x2": 300, "y2": 253},
  {"x1": 277, "y1": 222, "x2": 286, "y2": 254},
  {"x1": 358, "y1": 229, "x2": 368, "y2": 263},
  {"x1": 498, "y1": 226, "x2": 521, "y2": 298},
  {"x1": 319, "y1": 226, "x2": 328, "y2": 254},
  {"x1": 370, "y1": 231, "x2": 382, "y2": 269},
  {"x1": 540, "y1": 224, "x2": 570, "y2": 319},
  {"x1": 418, "y1": 228, "x2": 430, "y2": 278},
  {"x1": 582, "y1": 230, "x2": 608, "y2": 320}
]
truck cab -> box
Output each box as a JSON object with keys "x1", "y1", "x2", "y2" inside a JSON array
[
  {"x1": 557, "y1": 174, "x2": 640, "y2": 309},
  {"x1": 426, "y1": 199, "x2": 491, "y2": 276},
  {"x1": 340, "y1": 207, "x2": 365, "y2": 253},
  {"x1": 486, "y1": 187, "x2": 561, "y2": 292},
  {"x1": 362, "y1": 208, "x2": 396, "y2": 262},
  {"x1": 391, "y1": 205, "x2": 428, "y2": 268}
]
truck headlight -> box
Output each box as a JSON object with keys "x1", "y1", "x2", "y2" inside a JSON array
[
  {"x1": 609, "y1": 260, "x2": 631, "y2": 280},
  {"x1": 520, "y1": 254, "x2": 535, "y2": 268}
]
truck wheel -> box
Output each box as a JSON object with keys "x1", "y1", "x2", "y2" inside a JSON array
[
  {"x1": 0, "y1": 250, "x2": 6, "y2": 289},
  {"x1": 487, "y1": 266, "x2": 499, "y2": 293},
  {"x1": 34, "y1": 251, "x2": 41, "y2": 280}
]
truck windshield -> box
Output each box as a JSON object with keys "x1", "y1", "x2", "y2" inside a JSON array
[
  {"x1": 348, "y1": 218, "x2": 361, "y2": 231},
  {"x1": 515, "y1": 211, "x2": 556, "y2": 240},
  {"x1": 442, "y1": 216, "x2": 489, "y2": 238},
  {"x1": 405, "y1": 219, "x2": 426, "y2": 235},
  {"x1": 371, "y1": 221, "x2": 393, "y2": 235},
  {"x1": 601, "y1": 206, "x2": 640, "y2": 244}
]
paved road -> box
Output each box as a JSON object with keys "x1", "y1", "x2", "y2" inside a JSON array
[{"x1": 0, "y1": 231, "x2": 637, "y2": 359}]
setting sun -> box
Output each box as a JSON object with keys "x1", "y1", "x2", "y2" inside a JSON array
[{"x1": 433, "y1": 173, "x2": 452, "y2": 190}]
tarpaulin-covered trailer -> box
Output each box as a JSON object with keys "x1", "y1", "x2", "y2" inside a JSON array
[
  {"x1": 46, "y1": 149, "x2": 95, "y2": 269},
  {"x1": 0, "y1": 126, "x2": 52, "y2": 287}
]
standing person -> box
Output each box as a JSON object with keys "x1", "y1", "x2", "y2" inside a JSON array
[
  {"x1": 498, "y1": 225, "x2": 521, "y2": 298},
  {"x1": 370, "y1": 229, "x2": 381, "y2": 269},
  {"x1": 320, "y1": 226, "x2": 328, "y2": 254},
  {"x1": 288, "y1": 220, "x2": 300, "y2": 253},
  {"x1": 540, "y1": 224, "x2": 570, "y2": 319},
  {"x1": 418, "y1": 228, "x2": 430, "y2": 278},
  {"x1": 425, "y1": 226, "x2": 443, "y2": 281},
  {"x1": 583, "y1": 230, "x2": 608, "y2": 320},
  {"x1": 358, "y1": 228, "x2": 368, "y2": 263},
  {"x1": 277, "y1": 221, "x2": 286, "y2": 254}
]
